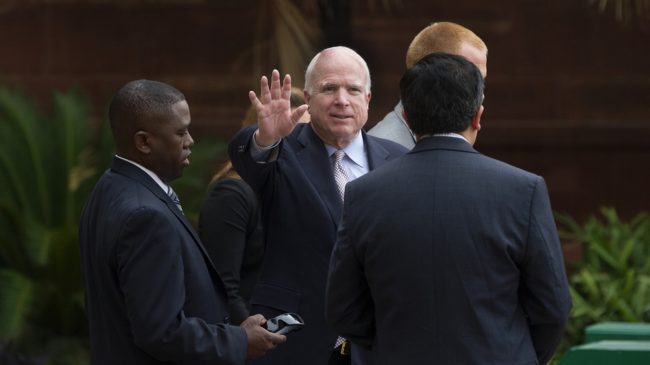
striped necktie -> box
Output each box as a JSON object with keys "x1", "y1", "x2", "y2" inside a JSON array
[{"x1": 166, "y1": 186, "x2": 183, "y2": 213}]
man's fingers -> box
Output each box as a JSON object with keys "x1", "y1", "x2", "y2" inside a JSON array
[
  {"x1": 271, "y1": 333, "x2": 287, "y2": 346},
  {"x1": 282, "y1": 74, "x2": 292, "y2": 100},
  {"x1": 251, "y1": 314, "x2": 266, "y2": 325},
  {"x1": 291, "y1": 104, "x2": 309, "y2": 123},
  {"x1": 258, "y1": 70, "x2": 292, "y2": 106},
  {"x1": 249, "y1": 91, "x2": 262, "y2": 109},
  {"x1": 259, "y1": 75, "x2": 270, "y2": 104},
  {"x1": 241, "y1": 314, "x2": 266, "y2": 328},
  {"x1": 270, "y1": 69, "x2": 281, "y2": 100}
]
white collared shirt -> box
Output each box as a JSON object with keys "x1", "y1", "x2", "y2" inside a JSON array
[
  {"x1": 420, "y1": 132, "x2": 472, "y2": 144},
  {"x1": 429, "y1": 133, "x2": 470, "y2": 143},
  {"x1": 114, "y1": 155, "x2": 171, "y2": 194},
  {"x1": 324, "y1": 131, "x2": 369, "y2": 181}
]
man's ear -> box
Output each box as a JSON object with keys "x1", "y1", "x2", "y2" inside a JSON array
[
  {"x1": 134, "y1": 131, "x2": 152, "y2": 154},
  {"x1": 471, "y1": 105, "x2": 484, "y2": 132},
  {"x1": 303, "y1": 90, "x2": 311, "y2": 112}
]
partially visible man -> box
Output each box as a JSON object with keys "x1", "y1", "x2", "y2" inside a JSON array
[
  {"x1": 326, "y1": 53, "x2": 571, "y2": 364},
  {"x1": 79, "y1": 79, "x2": 285, "y2": 365},
  {"x1": 229, "y1": 47, "x2": 408, "y2": 365},
  {"x1": 368, "y1": 21, "x2": 487, "y2": 149}
]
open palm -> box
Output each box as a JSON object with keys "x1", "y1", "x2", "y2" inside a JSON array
[{"x1": 249, "y1": 69, "x2": 307, "y2": 146}]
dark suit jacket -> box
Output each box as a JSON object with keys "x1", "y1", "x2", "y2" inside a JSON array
[
  {"x1": 229, "y1": 123, "x2": 407, "y2": 365},
  {"x1": 326, "y1": 136, "x2": 572, "y2": 365},
  {"x1": 79, "y1": 157, "x2": 247, "y2": 365},
  {"x1": 199, "y1": 177, "x2": 264, "y2": 325}
]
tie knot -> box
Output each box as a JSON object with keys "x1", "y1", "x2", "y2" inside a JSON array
[{"x1": 166, "y1": 186, "x2": 178, "y2": 201}]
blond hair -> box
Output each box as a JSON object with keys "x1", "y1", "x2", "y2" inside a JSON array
[{"x1": 405, "y1": 21, "x2": 487, "y2": 69}]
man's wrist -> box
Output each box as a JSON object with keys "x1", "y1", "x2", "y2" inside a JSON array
[{"x1": 253, "y1": 130, "x2": 279, "y2": 149}]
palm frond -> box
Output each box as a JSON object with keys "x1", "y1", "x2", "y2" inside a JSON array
[
  {"x1": 0, "y1": 86, "x2": 103, "y2": 363},
  {"x1": 0, "y1": 269, "x2": 33, "y2": 340}
]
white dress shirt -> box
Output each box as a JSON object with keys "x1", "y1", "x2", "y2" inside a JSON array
[
  {"x1": 114, "y1": 154, "x2": 171, "y2": 194},
  {"x1": 324, "y1": 131, "x2": 368, "y2": 181}
]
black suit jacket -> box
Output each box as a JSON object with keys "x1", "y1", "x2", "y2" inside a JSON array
[
  {"x1": 199, "y1": 177, "x2": 264, "y2": 325},
  {"x1": 229, "y1": 123, "x2": 408, "y2": 365},
  {"x1": 326, "y1": 137, "x2": 572, "y2": 365},
  {"x1": 79, "y1": 157, "x2": 247, "y2": 365}
]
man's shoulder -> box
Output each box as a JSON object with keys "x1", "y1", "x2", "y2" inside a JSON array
[
  {"x1": 479, "y1": 153, "x2": 539, "y2": 179},
  {"x1": 469, "y1": 152, "x2": 543, "y2": 191},
  {"x1": 95, "y1": 170, "x2": 165, "y2": 210},
  {"x1": 368, "y1": 111, "x2": 414, "y2": 149},
  {"x1": 368, "y1": 110, "x2": 404, "y2": 137},
  {"x1": 81, "y1": 173, "x2": 170, "y2": 238}
]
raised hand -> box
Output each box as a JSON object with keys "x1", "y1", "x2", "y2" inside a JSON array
[{"x1": 250, "y1": 70, "x2": 308, "y2": 147}]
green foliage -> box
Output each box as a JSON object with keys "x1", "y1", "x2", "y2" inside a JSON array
[
  {"x1": 0, "y1": 86, "x2": 108, "y2": 364},
  {"x1": 555, "y1": 207, "x2": 650, "y2": 359}
]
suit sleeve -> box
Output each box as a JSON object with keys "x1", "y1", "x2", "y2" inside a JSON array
[
  {"x1": 116, "y1": 206, "x2": 247, "y2": 365},
  {"x1": 199, "y1": 179, "x2": 254, "y2": 325},
  {"x1": 520, "y1": 177, "x2": 572, "y2": 364},
  {"x1": 325, "y1": 183, "x2": 375, "y2": 348},
  {"x1": 228, "y1": 124, "x2": 278, "y2": 193}
]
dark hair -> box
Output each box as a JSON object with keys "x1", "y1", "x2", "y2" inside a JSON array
[
  {"x1": 108, "y1": 79, "x2": 186, "y2": 146},
  {"x1": 400, "y1": 52, "x2": 484, "y2": 136}
]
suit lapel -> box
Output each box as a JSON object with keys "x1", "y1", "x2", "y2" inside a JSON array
[
  {"x1": 364, "y1": 132, "x2": 394, "y2": 170},
  {"x1": 295, "y1": 125, "x2": 343, "y2": 225},
  {"x1": 293, "y1": 127, "x2": 400, "y2": 227}
]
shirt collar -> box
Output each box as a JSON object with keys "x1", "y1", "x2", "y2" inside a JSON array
[
  {"x1": 115, "y1": 154, "x2": 169, "y2": 193},
  {"x1": 324, "y1": 131, "x2": 367, "y2": 170},
  {"x1": 421, "y1": 133, "x2": 470, "y2": 143},
  {"x1": 433, "y1": 132, "x2": 468, "y2": 141}
]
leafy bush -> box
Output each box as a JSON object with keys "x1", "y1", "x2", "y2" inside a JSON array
[
  {"x1": 0, "y1": 86, "x2": 111, "y2": 364},
  {"x1": 554, "y1": 207, "x2": 650, "y2": 359}
]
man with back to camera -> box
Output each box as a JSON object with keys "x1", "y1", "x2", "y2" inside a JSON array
[
  {"x1": 368, "y1": 21, "x2": 488, "y2": 149},
  {"x1": 326, "y1": 53, "x2": 572, "y2": 364},
  {"x1": 78, "y1": 79, "x2": 285, "y2": 365},
  {"x1": 229, "y1": 46, "x2": 408, "y2": 365}
]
